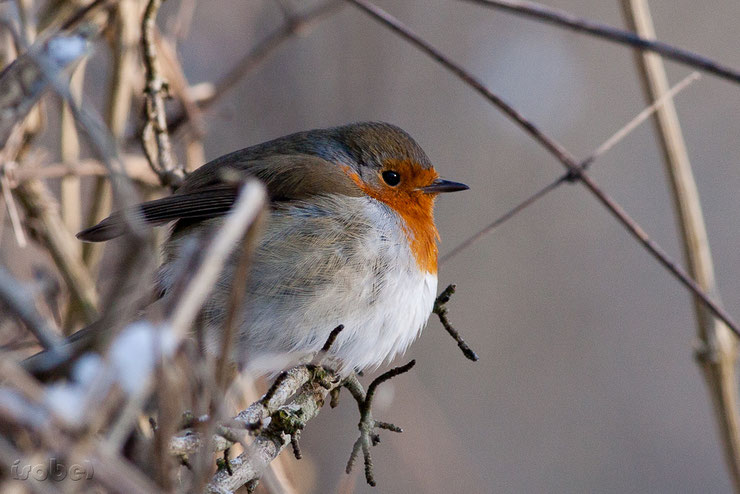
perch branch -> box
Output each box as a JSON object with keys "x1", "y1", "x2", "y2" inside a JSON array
[
  {"x1": 621, "y1": 1, "x2": 740, "y2": 491},
  {"x1": 206, "y1": 366, "x2": 341, "y2": 493}
]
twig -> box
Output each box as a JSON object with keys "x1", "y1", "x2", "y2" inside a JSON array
[
  {"x1": 59, "y1": 0, "x2": 111, "y2": 31},
  {"x1": 168, "y1": 0, "x2": 343, "y2": 136},
  {"x1": 11, "y1": 155, "x2": 160, "y2": 186},
  {"x1": 0, "y1": 266, "x2": 64, "y2": 351},
  {"x1": 168, "y1": 181, "x2": 266, "y2": 340},
  {"x1": 459, "y1": 0, "x2": 740, "y2": 86},
  {"x1": 83, "y1": 0, "x2": 140, "y2": 271},
  {"x1": 216, "y1": 206, "x2": 264, "y2": 390},
  {"x1": 346, "y1": 0, "x2": 740, "y2": 340},
  {"x1": 141, "y1": 0, "x2": 182, "y2": 187},
  {"x1": 620, "y1": 1, "x2": 740, "y2": 491},
  {"x1": 440, "y1": 71, "x2": 700, "y2": 265},
  {"x1": 440, "y1": 177, "x2": 563, "y2": 265},
  {"x1": 344, "y1": 361, "x2": 415, "y2": 486},
  {"x1": 59, "y1": 59, "x2": 87, "y2": 331},
  {"x1": 432, "y1": 285, "x2": 478, "y2": 361},
  {"x1": 59, "y1": 60, "x2": 85, "y2": 239},
  {"x1": 14, "y1": 178, "x2": 99, "y2": 322},
  {"x1": 0, "y1": 166, "x2": 27, "y2": 247}
]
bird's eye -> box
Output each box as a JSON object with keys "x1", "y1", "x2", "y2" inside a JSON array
[{"x1": 382, "y1": 170, "x2": 401, "y2": 186}]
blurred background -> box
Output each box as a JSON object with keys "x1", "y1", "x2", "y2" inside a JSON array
[{"x1": 3, "y1": 1, "x2": 740, "y2": 493}]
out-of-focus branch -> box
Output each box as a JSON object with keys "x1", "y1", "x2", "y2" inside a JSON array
[
  {"x1": 0, "y1": 266, "x2": 65, "y2": 351},
  {"x1": 141, "y1": 0, "x2": 182, "y2": 188},
  {"x1": 10, "y1": 155, "x2": 160, "y2": 187},
  {"x1": 168, "y1": 0, "x2": 343, "y2": 136},
  {"x1": 83, "y1": 0, "x2": 141, "y2": 271},
  {"x1": 460, "y1": 0, "x2": 740, "y2": 85},
  {"x1": 59, "y1": 60, "x2": 85, "y2": 239},
  {"x1": 620, "y1": 1, "x2": 740, "y2": 491},
  {"x1": 0, "y1": 32, "x2": 88, "y2": 146},
  {"x1": 59, "y1": 58, "x2": 86, "y2": 331},
  {"x1": 14, "y1": 178, "x2": 99, "y2": 322},
  {"x1": 439, "y1": 72, "x2": 699, "y2": 265},
  {"x1": 167, "y1": 180, "x2": 266, "y2": 339},
  {"x1": 346, "y1": 0, "x2": 740, "y2": 341}
]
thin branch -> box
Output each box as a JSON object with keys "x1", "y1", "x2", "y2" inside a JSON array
[
  {"x1": 440, "y1": 71, "x2": 700, "y2": 265},
  {"x1": 168, "y1": 181, "x2": 266, "y2": 340},
  {"x1": 216, "y1": 207, "x2": 263, "y2": 390},
  {"x1": 10, "y1": 155, "x2": 160, "y2": 187},
  {"x1": 207, "y1": 367, "x2": 341, "y2": 493},
  {"x1": 440, "y1": 177, "x2": 564, "y2": 265},
  {"x1": 14, "y1": 178, "x2": 100, "y2": 322},
  {"x1": 0, "y1": 266, "x2": 65, "y2": 351},
  {"x1": 59, "y1": 59, "x2": 85, "y2": 238},
  {"x1": 168, "y1": 0, "x2": 343, "y2": 136},
  {"x1": 59, "y1": 0, "x2": 111, "y2": 31},
  {"x1": 346, "y1": 0, "x2": 740, "y2": 340},
  {"x1": 141, "y1": 0, "x2": 182, "y2": 187},
  {"x1": 0, "y1": 166, "x2": 27, "y2": 247},
  {"x1": 432, "y1": 285, "x2": 478, "y2": 361},
  {"x1": 620, "y1": 1, "x2": 740, "y2": 491},
  {"x1": 460, "y1": 0, "x2": 740, "y2": 86},
  {"x1": 84, "y1": 0, "x2": 140, "y2": 271},
  {"x1": 344, "y1": 361, "x2": 415, "y2": 486}
]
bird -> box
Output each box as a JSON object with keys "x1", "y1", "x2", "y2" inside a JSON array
[{"x1": 77, "y1": 122, "x2": 468, "y2": 374}]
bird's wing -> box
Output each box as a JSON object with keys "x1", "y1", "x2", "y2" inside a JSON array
[
  {"x1": 77, "y1": 153, "x2": 361, "y2": 242},
  {"x1": 76, "y1": 185, "x2": 238, "y2": 242}
]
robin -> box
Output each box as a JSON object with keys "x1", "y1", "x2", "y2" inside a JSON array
[{"x1": 77, "y1": 122, "x2": 468, "y2": 373}]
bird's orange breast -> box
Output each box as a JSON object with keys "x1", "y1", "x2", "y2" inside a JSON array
[{"x1": 344, "y1": 160, "x2": 439, "y2": 275}]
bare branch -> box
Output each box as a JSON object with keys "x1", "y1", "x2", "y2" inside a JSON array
[
  {"x1": 621, "y1": 1, "x2": 740, "y2": 491},
  {"x1": 14, "y1": 178, "x2": 99, "y2": 322},
  {"x1": 84, "y1": 0, "x2": 141, "y2": 271},
  {"x1": 0, "y1": 265, "x2": 64, "y2": 351},
  {"x1": 346, "y1": 0, "x2": 740, "y2": 340},
  {"x1": 141, "y1": 0, "x2": 182, "y2": 187},
  {"x1": 168, "y1": 0, "x2": 343, "y2": 136},
  {"x1": 343, "y1": 361, "x2": 415, "y2": 486},
  {"x1": 432, "y1": 285, "x2": 478, "y2": 361},
  {"x1": 440, "y1": 71, "x2": 700, "y2": 265},
  {"x1": 168, "y1": 181, "x2": 266, "y2": 340},
  {"x1": 460, "y1": 0, "x2": 740, "y2": 85}
]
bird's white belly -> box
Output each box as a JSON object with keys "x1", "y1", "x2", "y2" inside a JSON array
[
  {"x1": 161, "y1": 196, "x2": 437, "y2": 374},
  {"x1": 235, "y1": 197, "x2": 438, "y2": 373},
  {"x1": 323, "y1": 264, "x2": 437, "y2": 372}
]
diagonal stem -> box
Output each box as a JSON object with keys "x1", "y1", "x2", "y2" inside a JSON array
[
  {"x1": 460, "y1": 0, "x2": 740, "y2": 85},
  {"x1": 621, "y1": 1, "x2": 740, "y2": 491}
]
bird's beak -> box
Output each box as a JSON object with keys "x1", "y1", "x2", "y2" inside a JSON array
[{"x1": 419, "y1": 178, "x2": 469, "y2": 194}]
